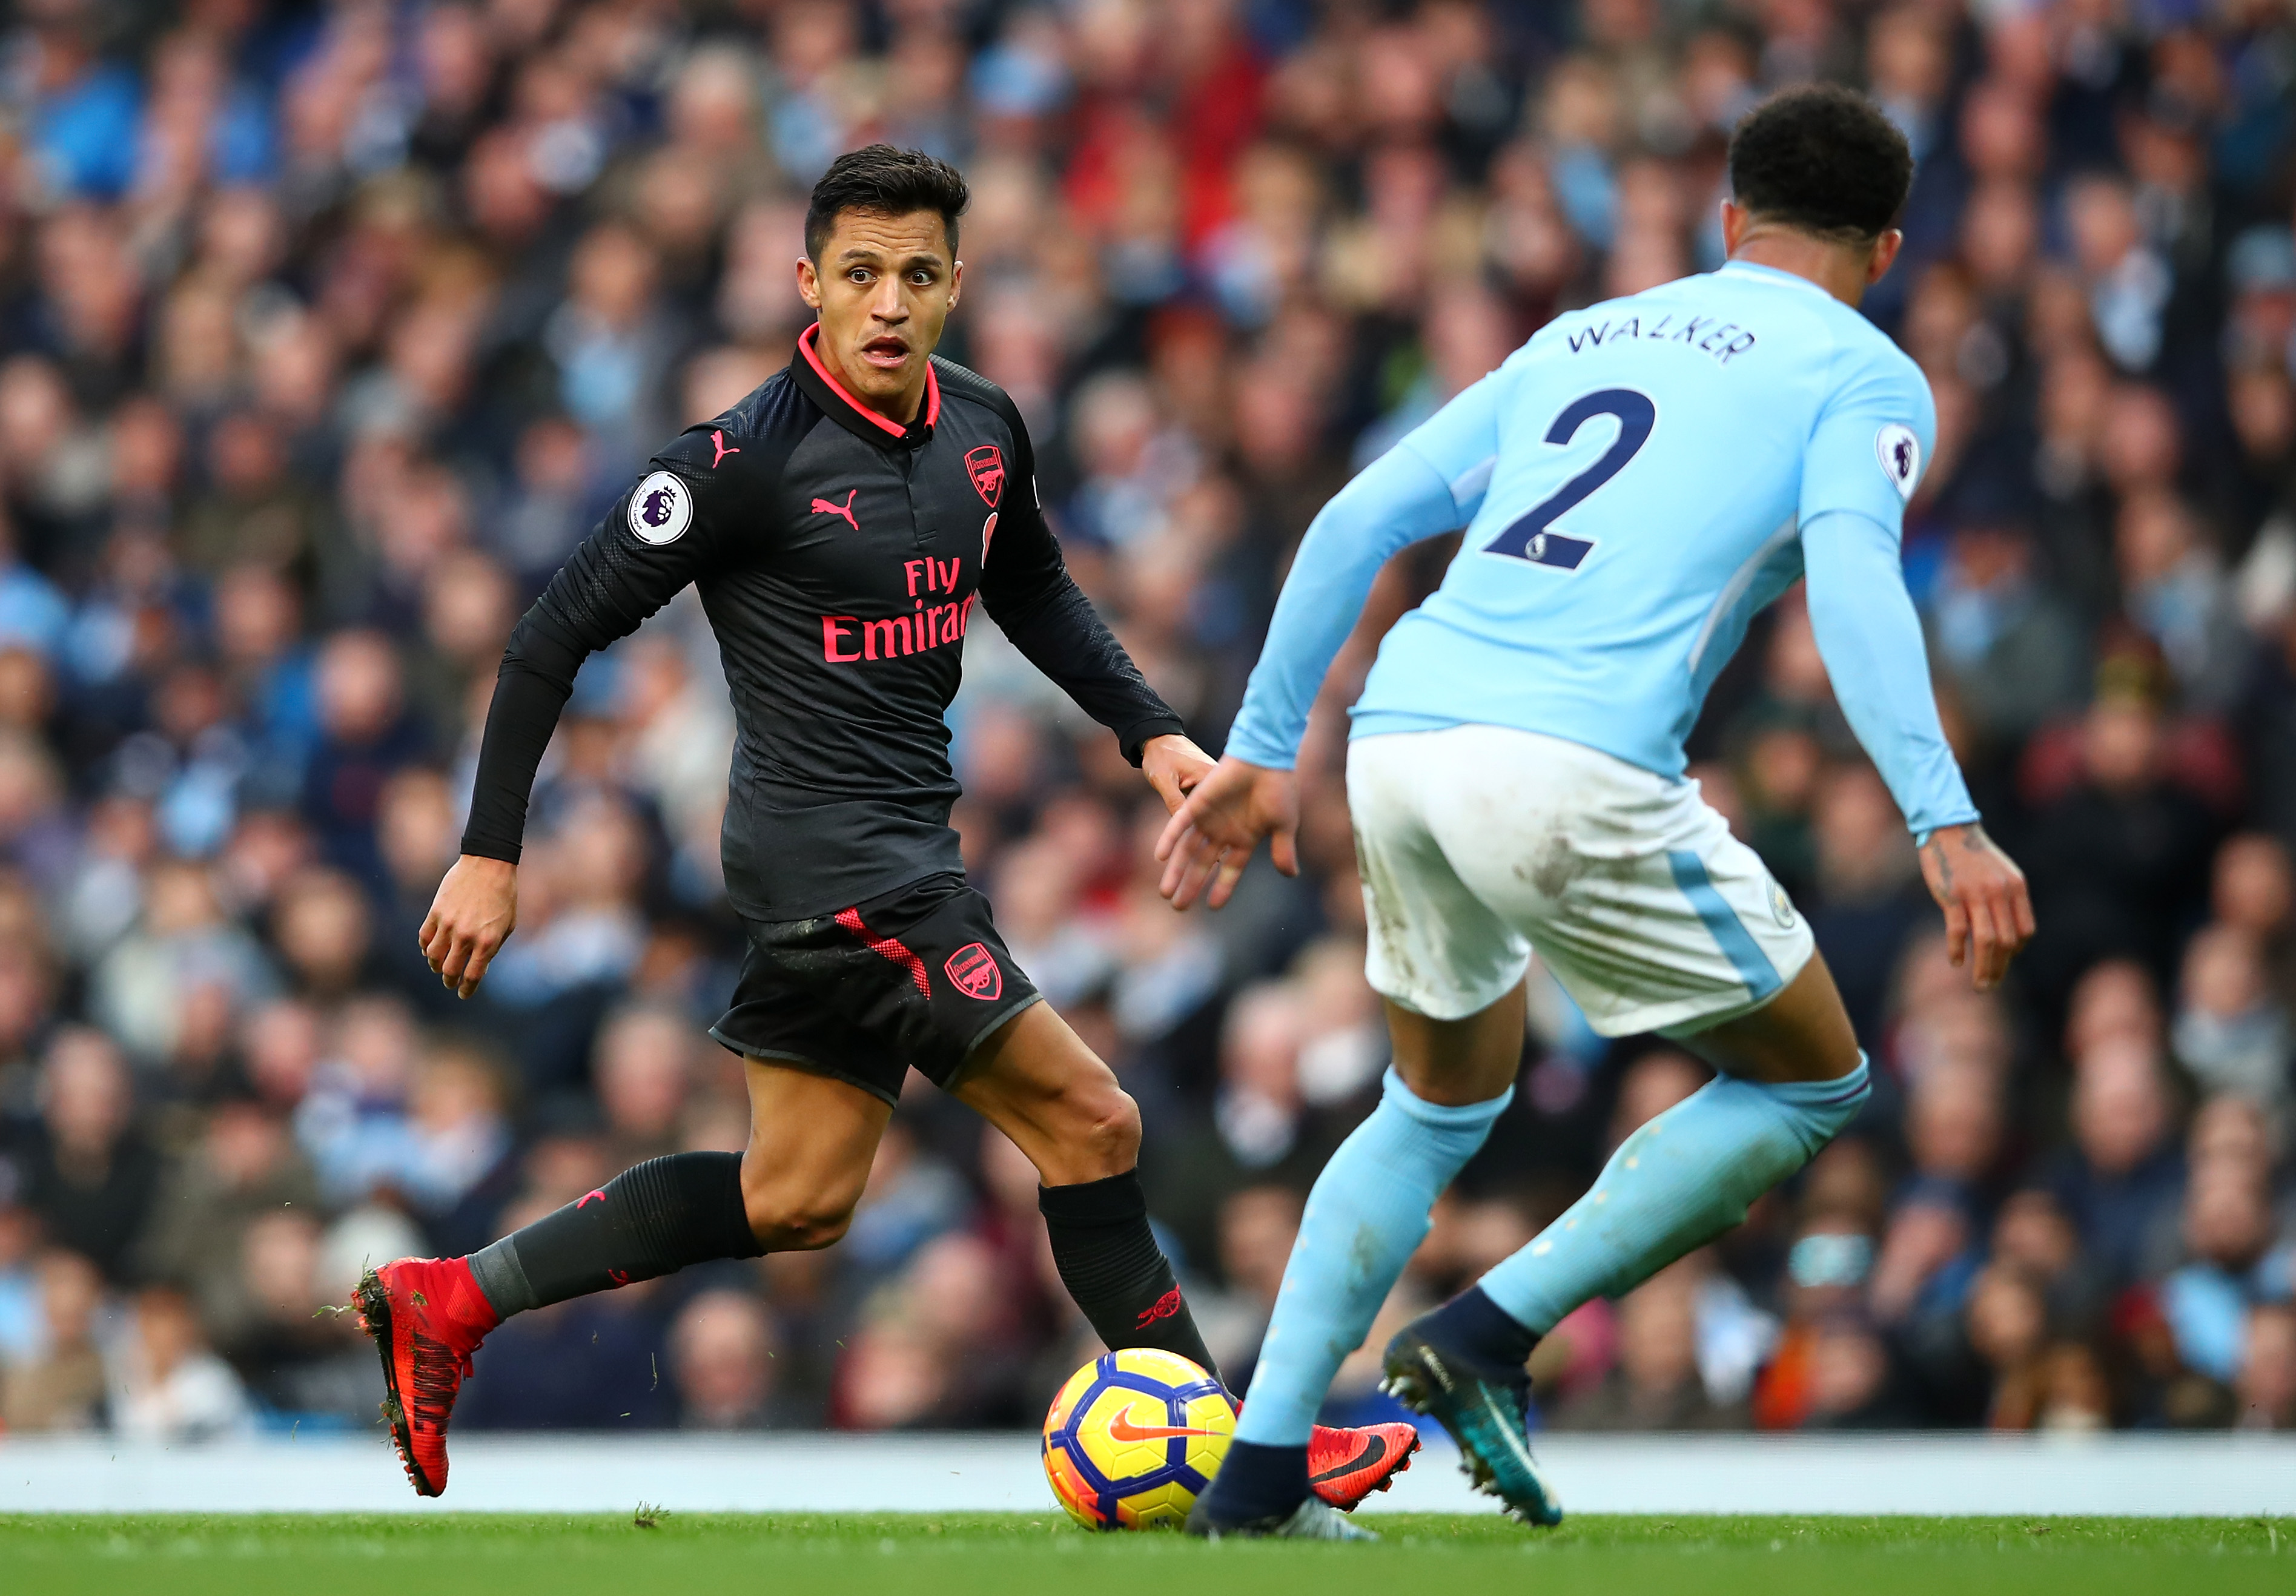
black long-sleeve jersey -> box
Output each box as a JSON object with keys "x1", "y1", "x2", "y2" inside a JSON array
[{"x1": 462, "y1": 325, "x2": 1185, "y2": 922}]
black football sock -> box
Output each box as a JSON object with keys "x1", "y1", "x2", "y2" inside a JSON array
[
  {"x1": 1415, "y1": 1285, "x2": 1540, "y2": 1379},
  {"x1": 1039, "y1": 1169, "x2": 1220, "y2": 1382},
  {"x1": 467, "y1": 1152, "x2": 763, "y2": 1316},
  {"x1": 1196, "y1": 1439, "x2": 1310, "y2": 1523}
]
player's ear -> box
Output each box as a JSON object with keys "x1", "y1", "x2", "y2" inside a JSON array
[
  {"x1": 796, "y1": 254, "x2": 822, "y2": 310},
  {"x1": 1867, "y1": 229, "x2": 1904, "y2": 285},
  {"x1": 947, "y1": 257, "x2": 962, "y2": 311},
  {"x1": 1719, "y1": 199, "x2": 1747, "y2": 256}
]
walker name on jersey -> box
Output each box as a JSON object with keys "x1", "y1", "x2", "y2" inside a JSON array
[
  {"x1": 1564, "y1": 311, "x2": 1758, "y2": 365},
  {"x1": 820, "y1": 555, "x2": 976, "y2": 662}
]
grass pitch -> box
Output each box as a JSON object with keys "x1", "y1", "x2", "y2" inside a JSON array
[{"x1": 2, "y1": 1512, "x2": 2286, "y2": 1596}]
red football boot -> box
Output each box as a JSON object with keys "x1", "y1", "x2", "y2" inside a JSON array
[
  {"x1": 1306, "y1": 1420, "x2": 1422, "y2": 1511},
  {"x1": 354, "y1": 1256, "x2": 498, "y2": 1497}
]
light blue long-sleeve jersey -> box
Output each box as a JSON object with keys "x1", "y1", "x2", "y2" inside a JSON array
[{"x1": 1226, "y1": 260, "x2": 1979, "y2": 840}]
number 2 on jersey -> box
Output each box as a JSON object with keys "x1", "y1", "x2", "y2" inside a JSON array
[{"x1": 1482, "y1": 387, "x2": 1655, "y2": 570}]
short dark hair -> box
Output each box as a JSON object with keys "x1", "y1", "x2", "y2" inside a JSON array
[
  {"x1": 1727, "y1": 85, "x2": 1913, "y2": 243},
  {"x1": 804, "y1": 145, "x2": 969, "y2": 261}
]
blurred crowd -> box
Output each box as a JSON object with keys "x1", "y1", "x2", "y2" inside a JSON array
[{"x1": 0, "y1": 0, "x2": 2292, "y2": 1444}]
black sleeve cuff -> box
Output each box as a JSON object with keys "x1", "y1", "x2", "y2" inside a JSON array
[
  {"x1": 457, "y1": 834, "x2": 524, "y2": 865},
  {"x1": 1118, "y1": 714, "x2": 1188, "y2": 767}
]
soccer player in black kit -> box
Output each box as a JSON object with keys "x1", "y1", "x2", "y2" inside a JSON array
[{"x1": 356, "y1": 147, "x2": 1417, "y2": 1509}]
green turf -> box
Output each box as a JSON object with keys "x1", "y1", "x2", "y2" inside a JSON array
[{"x1": 2, "y1": 1513, "x2": 2288, "y2": 1596}]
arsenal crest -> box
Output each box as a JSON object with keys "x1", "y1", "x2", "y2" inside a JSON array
[
  {"x1": 944, "y1": 941, "x2": 1002, "y2": 1001},
  {"x1": 965, "y1": 444, "x2": 1005, "y2": 507}
]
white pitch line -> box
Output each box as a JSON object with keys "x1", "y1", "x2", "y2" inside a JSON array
[{"x1": 0, "y1": 1432, "x2": 2289, "y2": 1516}]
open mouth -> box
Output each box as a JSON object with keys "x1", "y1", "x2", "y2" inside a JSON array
[{"x1": 860, "y1": 334, "x2": 910, "y2": 370}]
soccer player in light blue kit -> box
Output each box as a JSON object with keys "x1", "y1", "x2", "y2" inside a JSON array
[{"x1": 1162, "y1": 87, "x2": 2036, "y2": 1539}]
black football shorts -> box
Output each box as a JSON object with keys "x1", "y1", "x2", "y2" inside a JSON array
[{"x1": 709, "y1": 872, "x2": 1043, "y2": 1104}]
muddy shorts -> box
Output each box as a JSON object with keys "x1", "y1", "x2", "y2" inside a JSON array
[{"x1": 1348, "y1": 725, "x2": 1814, "y2": 1038}]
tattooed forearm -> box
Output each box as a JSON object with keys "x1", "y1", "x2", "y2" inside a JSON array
[{"x1": 1925, "y1": 833, "x2": 1956, "y2": 895}]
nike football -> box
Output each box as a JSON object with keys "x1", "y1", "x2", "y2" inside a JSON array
[{"x1": 1040, "y1": 1348, "x2": 1234, "y2": 1530}]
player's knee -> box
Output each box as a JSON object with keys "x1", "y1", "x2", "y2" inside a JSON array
[
  {"x1": 752, "y1": 1193, "x2": 856, "y2": 1251},
  {"x1": 739, "y1": 1172, "x2": 858, "y2": 1251},
  {"x1": 1066, "y1": 1082, "x2": 1140, "y2": 1175}
]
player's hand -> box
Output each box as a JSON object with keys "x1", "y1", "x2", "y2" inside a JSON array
[
  {"x1": 419, "y1": 854, "x2": 519, "y2": 1000},
  {"x1": 1139, "y1": 733, "x2": 1217, "y2": 815},
  {"x1": 1154, "y1": 754, "x2": 1299, "y2": 911},
  {"x1": 1917, "y1": 823, "x2": 2034, "y2": 992}
]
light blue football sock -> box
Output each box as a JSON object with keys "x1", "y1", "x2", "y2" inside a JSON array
[
  {"x1": 1233, "y1": 1068, "x2": 1512, "y2": 1448},
  {"x1": 1478, "y1": 1058, "x2": 1871, "y2": 1334}
]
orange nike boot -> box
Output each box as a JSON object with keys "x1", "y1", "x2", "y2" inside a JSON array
[
  {"x1": 354, "y1": 1256, "x2": 498, "y2": 1497},
  {"x1": 1306, "y1": 1420, "x2": 1423, "y2": 1510}
]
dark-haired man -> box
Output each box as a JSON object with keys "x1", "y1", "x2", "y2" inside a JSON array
[
  {"x1": 1164, "y1": 85, "x2": 2036, "y2": 1537},
  {"x1": 356, "y1": 146, "x2": 1415, "y2": 1507}
]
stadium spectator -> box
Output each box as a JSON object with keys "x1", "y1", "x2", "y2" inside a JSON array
[
  {"x1": 1552, "y1": 1259, "x2": 1750, "y2": 1431},
  {"x1": 1802, "y1": 764, "x2": 1927, "y2": 1044},
  {"x1": 1988, "y1": 1187, "x2": 2111, "y2": 1340},
  {"x1": 2048, "y1": 1037, "x2": 2187, "y2": 1287},
  {"x1": 21, "y1": 1029, "x2": 161, "y2": 1282},
  {"x1": 107, "y1": 1283, "x2": 253, "y2": 1440},
  {"x1": 0, "y1": 1248, "x2": 107, "y2": 1432},
  {"x1": 1924, "y1": 506, "x2": 2086, "y2": 754},
  {"x1": 2172, "y1": 924, "x2": 2291, "y2": 1113},
  {"x1": 0, "y1": 1198, "x2": 36, "y2": 1361},
  {"x1": 400, "y1": 1035, "x2": 516, "y2": 1251},
  {"x1": 2159, "y1": 1161, "x2": 2289, "y2": 1388},
  {"x1": 1194, "y1": 1182, "x2": 1301, "y2": 1379},
  {"x1": 591, "y1": 1004, "x2": 696, "y2": 1167},
  {"x1": 2021, "y1": 690, "x2": 2221, "y2": 1006},
  {"x1": 1901, "y1": 1054, "x2": 2007, "y2": 1205},
  {"x1": 219, "y1": 1209, "x2": 377, "y2": 1423},
  {"x1": 133, "y1": 1096, "x2": 321, "y2": 1329},
  {"x1": 2238, "y1": 1303, "x2": 2296, "y2": 1430},
  {"x1": 669, "y1": 1287, "x2": 785, "y2": 1431},
  {"x1": 1753, "y1": 1209, "x2": 1882, "y2": 1430}
]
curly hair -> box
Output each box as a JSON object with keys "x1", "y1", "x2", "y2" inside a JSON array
[{"x1": 1727, "y1": 84, "x2": 1914, "y2": 243}]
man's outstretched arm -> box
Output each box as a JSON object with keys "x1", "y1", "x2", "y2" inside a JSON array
[
  {"x1": 1801, "y1": 506, "x2": 2033, "y2": 988},
  {"x1": 1159, "y1": 404, "x2": 1494, "y2": 909},
  {"x1": 1224, "y1": 400, "x2": 1498, "y2": 770},
  {"x1": 426, "y1": 435, "x2": 739, "y2": 996}
]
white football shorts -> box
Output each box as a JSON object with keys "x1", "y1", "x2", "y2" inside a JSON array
[{"x1": 1347, "y1": 724, "x2": 1815, "y2": 1037}]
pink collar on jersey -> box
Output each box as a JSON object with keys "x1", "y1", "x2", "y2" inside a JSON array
[{"x1": 798, "y1": 322, "x2": 941, "y2": 440}]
